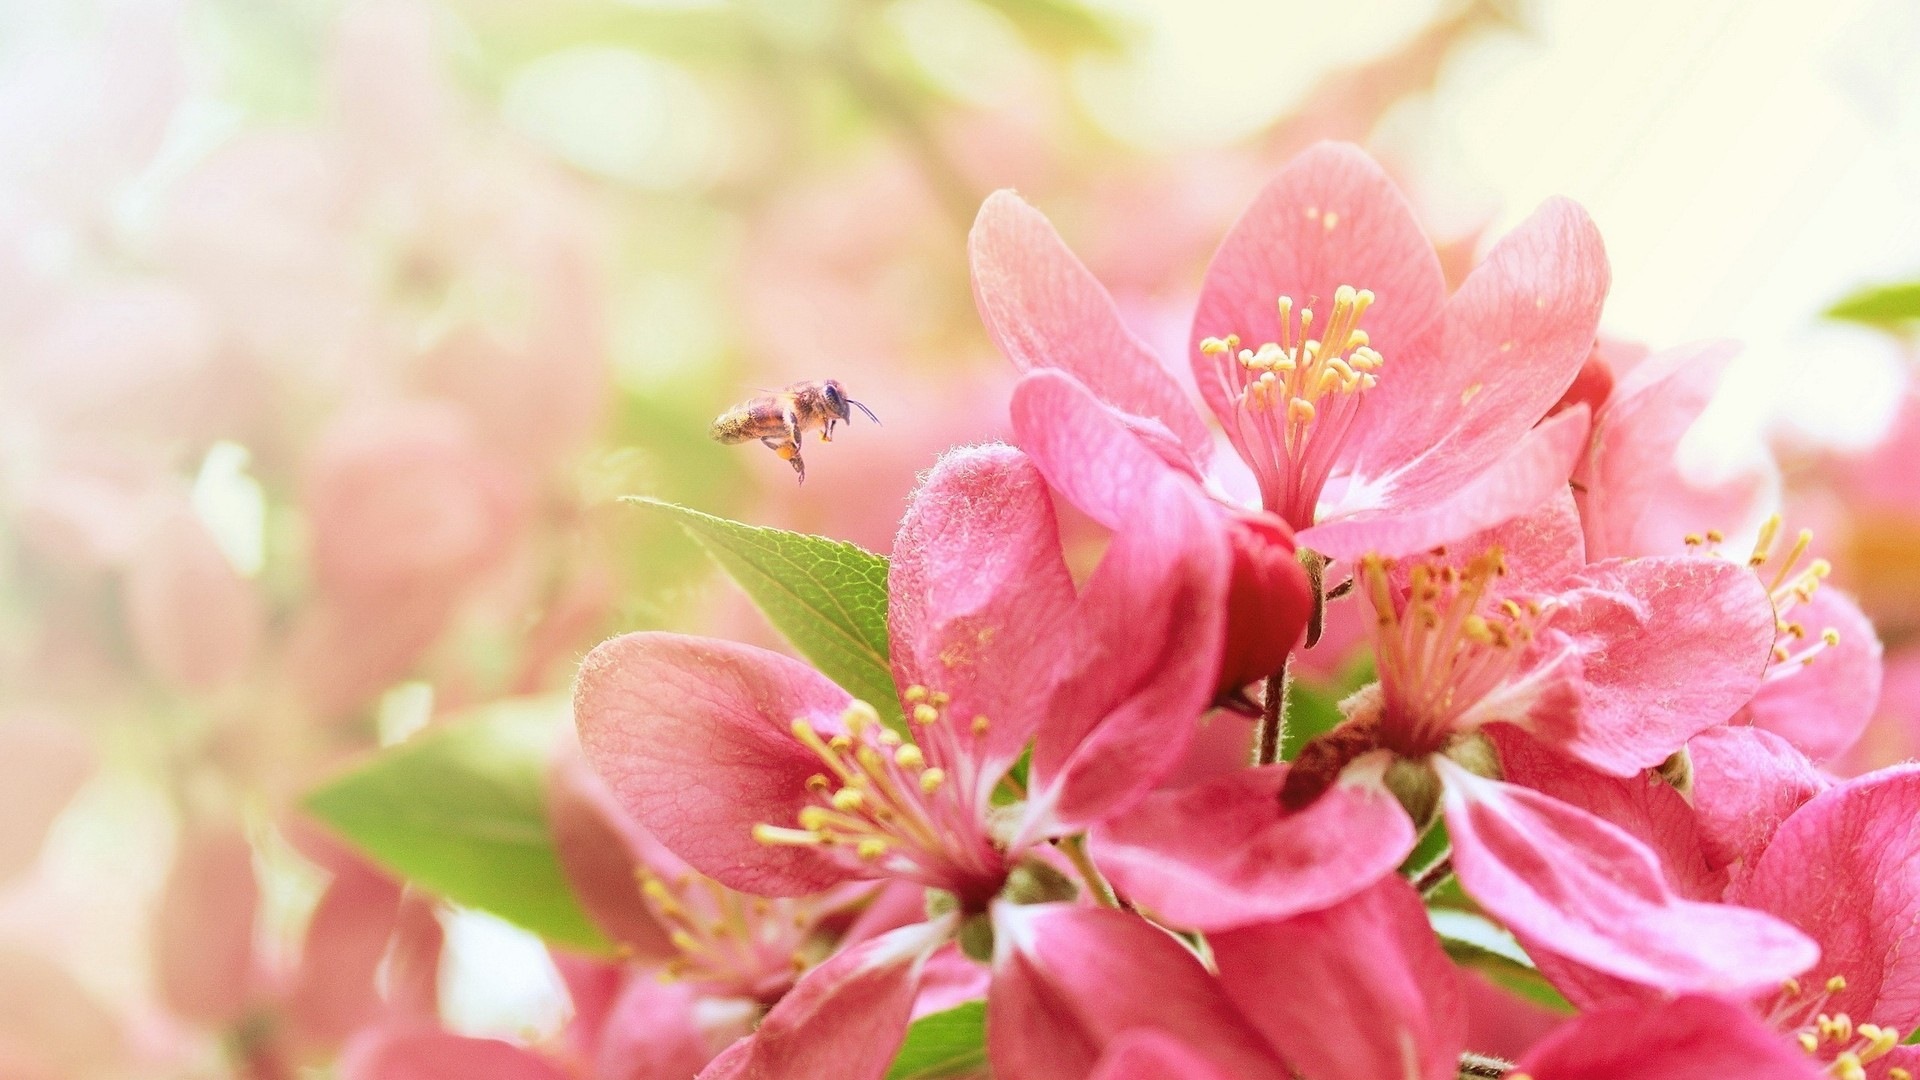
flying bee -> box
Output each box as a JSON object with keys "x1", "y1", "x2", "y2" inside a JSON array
[{"x1": 709, "y1": 379, "x2": 880, "y2": 483}]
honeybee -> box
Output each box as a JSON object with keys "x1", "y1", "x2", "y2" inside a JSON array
[{"x1": 709, "y1": 379, "x2": 880, "y2": 483}]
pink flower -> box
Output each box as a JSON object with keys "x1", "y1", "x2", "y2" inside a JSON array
[
  {"x1": 972, "y1": 141, "x2": 1609, "y2": 561},
  {"x1": 575, "y1": 443, "x2": 1238, "y2": 1077},
  {"x1": 1095, "y1": 494, "x2": 1817, "y2": 997}
]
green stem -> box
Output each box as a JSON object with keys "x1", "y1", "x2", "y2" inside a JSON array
[
  {"x1": 1253, "y1": 658, "x2": 1292, "y2": 766},
  {"x1": 1412, "y1": 853, "x2": 1455, "y2": 899},
  {"x1": 1059, "y1": 834, "x2": 1119, "y2": 909}
]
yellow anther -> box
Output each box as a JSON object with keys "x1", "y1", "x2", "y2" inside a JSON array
[
  {"x1": 1784, "y1": 977, "x2": 1803, "y2": 997},
  {"x1": 913, "y1": 703, "x2": 940, "y2": 725},
  {"x1": 856, "y1": 838, "x2": 888, "y2": 860},
  {"x1": 971, "y1": 715, "x2": 990, "y2": 735},
  {"x1": 831, "y1": 787, "x2": 865, "y2": 812},
  {"x1": 1832, "y1": 1051, "x2": 1865, "y2": 1080},
  {"x1": 1800, "y1": 1032, "x2": 1821, "y2": 1053},
  {"x1": 1200, "y1": 337, "x2": 1231, "y2": 355},
  {"x1": 1288, "y1": 397, "x2": 1316, "y2": 424},
  {"x1": 843, "y1": 700, "x2": 881, "y2": 731},
  {"x1": 920, "y1": 768, "x2": 946, "y2": 794},
  {"x1": 1685, "y1": 533, "x2": 1704, "y2": 547},
  {"x1": 1823, "y1": 628, "x2": 1842, "y2": 647},
  {"x1": 1828, "y1": 975, "x2": 1850, "y2": 993},
  {"x1": 894, "y1": 744, "x2": 925, "y2": 770},
  {"x1": 1890, "y1": 1068, "x2": 1911, "y2": 1080},
  {"x1": 904, "y1": 685, "x2": 928, "y2": 703}
]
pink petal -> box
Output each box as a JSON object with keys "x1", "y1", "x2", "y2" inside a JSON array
[
  {"x1": 339, "y1": 1030, "x2": 570, "y2": 1080},
  {"x1": 1739, "y1": 587, "x2": 1882, "y2": 763},
  {"x1": 574, "y1": 632, "x2": 858, "y2": 896},
  {"x1": 1190, "y1": 143, "x2": 1445, "y2": 443},
  {"x1": 890, "y1": 445, "x2": 1078, "y2": 783},
  {"x1": 285, "y1": 859, "x2": 404, "y2": 1052},
  {"x1": 1301, "y1": 405, "x2": 1589, "y2": 560},
  {"x1": 1573, "y1": 339, "x2": 1776, "y2": 560},
  {"x1": 1090, "y1": 759, "x2": 1413, "y2": 932},
  {"x1": 122, "y1": 505, "x2": 262, "y2": 693},
  {"x1": 1731, "y1": 764, "x2": 1920, "y2": 1031},
  {"x1": 1338, "y1": 197, "x2": 1608, "y2": 495},
  {"x1": 1010, "y1": 369, "x2": 1193, "y2": 530},
  {"x1": 1519, "y1": 555, "x2": 1777, "y2": 775},
  {"x1": 1090, "y1": 1031, "x2": 1240, "y2": 1080},
  {"x1": 594, "y1": 974, "x2": 748, "y2": 1080},
  {"x1": 154, "y1": 822, "x2": 259, "y2": 1027},
  {"x1": 1385, "y1": 486, "x2": 1587, "y2": 594},
  {"x1": 1489, "y1": 728, "x2": 1723, "y2": 901},
  {"x1": 970, "y1": 191, "x2": 1212, "y2": 462},
  {"x1": 1213, "y1": 876, "x2": 1466, "y2": 1080},
  {"x1": 0, "y1": 947, "x2": 127, "y2": 1080},
  {"x1": 707, "y1": 918, "x2": 950, "y2": 1080},
  {"x1": 912, "y1": 943, "x2": 990, "y2": 1019},
  {"x1": 988, "y1": 903, "x2": 1289, "y2": 1080},
  {"x1": 1023, "y1": 479, "x2": 1229, "y2": 838},
  {"x1": 387, "y1": 893, "x2": 444, "y2": 1022},
  {"x1": 546, "y1": 754, "x2": 673, "y2": 959},
  {"x1": 0, "y1": 719, "x2": 93, "y2": 887},
  {"x1": 1437, "y1": 759, "x2": 1817, "y2": 997},
  {"x1": 1508, "y1": 995, "x2": 1825, "y2": 1080},
  {"x1": 1688, "y1": 725, "x2": 1830, "y2": 876}
]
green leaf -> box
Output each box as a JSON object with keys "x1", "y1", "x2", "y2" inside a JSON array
[
  {"x1": 1431, "y1": 910, "x2": 1573, "y2": 1015},
  {"x1": 304, "y1": 696, "x2": 613, "y2": 955},
  {"x1": 1826, "y1": 280, "x2": 1920, "y2": 327},
  {"x1": 1282, "y1": 653, "x2": 1374, "y2": 761},
  {"x1": 886, "y1": 1001, "x2": 987, "y2": 1079},
  {"x1": 627, "y1": 497, "x2": 904, "y2": 731}
]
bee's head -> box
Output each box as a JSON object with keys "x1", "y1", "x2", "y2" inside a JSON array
[{"x1": 821, "y1": 379, "x2": 852, "y2": 421}]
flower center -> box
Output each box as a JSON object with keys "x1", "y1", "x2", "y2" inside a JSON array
[
  {"x1": 1364, "y1": 548, "x2": 1554, "y2": 756},
  {"x1": 1688, "y1": 516, "x2": 1840, "y2": 677},
  {"x1": 750, "y1": 694, "x2": 1006, "y2": 903},
  {"x1": 1763, "y1": 974, "x2": 1907, "y2": 1080},
  {"x1": 1200, "y1": 284, "x2": 1383, "y2": 527},
  {"x1": 638, "y1": 866, "x2": 818, "y2": 1002}
]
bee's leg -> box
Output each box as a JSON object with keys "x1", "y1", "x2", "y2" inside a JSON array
[
  {"x1": 821, "y1": 419, "x2": 835, "y2": 444},
  {"x1": 763, "y1": 437, "x2": 806, "y2": 484}
]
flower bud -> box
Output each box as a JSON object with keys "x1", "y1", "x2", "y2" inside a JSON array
[{"x1": 1216, "y1": 507, "x2": 1313, "y2": 699}]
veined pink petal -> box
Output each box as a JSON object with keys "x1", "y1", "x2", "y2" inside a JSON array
[
  {"x1": 1010, "y1": 369, "x2": 1190, "y2": 529},
  {"x1": 1518, "y1": 555, "x2": 1777, "y2": 775},
  {"x1": 1090, "y1": 1031, "x2": 1240, "y2": 1080},
  {"x1": 1337, "y1": 197, "x2": 1608, "y2": 495},
  {"x1": 574, "y1": 632, "x2": 857, "y2": 896},
  {"x1": 1437, "y1": 759, "x2": 1817, "y2": 997},
  {"x1": 1213, "y1": 876, "x2": 1466, "y2": 1080},
  {"x1": 1573, "y1": 339, "x2": 1776, "y2": 560},
  {"x1": 970, "y1": 191, "x2": 1212, "y2": 461},
  {"x1": 890, "y1": 445, "x2": 1078, "y2": 785},
  {"x1": 1731, "y1": 764, "x2": 1920, "y2": 1032},
  {"x1": 547, "y1": 754, "x2": 674, "y2": 959},
  {"x1": 154, "y1": 822, "x2": 259, "y2": 1027},
  {"x1": 1489, "y1": 729, "x2": 1723, "y2": 901},
  {"x1": 1508, "y1": 995, "x2": 1825, "y2": 1080},
  {"x1": 1301, "y1": 405, "x2": 1589, "y2": 560},
  {"x1": 1687, "y1": 725, "x2": 1830, "y2": 875},
  {"x1": 988, "y1": 903, "x2": 1289, "y2": 1080},
  {"x1": 595, "y1": 975, "x2": 749, "y2": 1080},
  {"x1": 0, "y1": 719, "x2": 92, "y2": 887},
  {"x1": 339, "y1": 1030, "x2": 569, "y2": 1080},
  {"x1": 285, "y1": 858, "x2": 404, "y2": 1052},
  {"x1": 1384, "y1": 487, "x2": 1587, "y2": 594},
  {"x1": 1022, "y1": 479, "x2": 1228, "y2": 839},
  {"x1": 1739, "y1": 587, "x2": 1881, "y2": 763},
  {"x1": 702, "y1": 917, "x2": 950, "y2": 1080},
  {"x1": 1089, "y1": 758, "x2": 1413, "y2": 932},
  {"x1": 1190, "y1": 143, "x2": 1445, "y2": 443}
]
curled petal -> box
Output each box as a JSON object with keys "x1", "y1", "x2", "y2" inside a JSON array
[
  {"x1": 1090, "y1": 760, "x2": 1413, "y2": 932},
  {"x1": 1213, "y1": 876, "x2": 1466, "y2": 1080},
  {"x1": 971, "y1": 191, "x2": 1212, "y2": 462},
  {"x1": 1731, "y1": 764, "x2": 1920, "y2": 1032},
  {"x1": 1437, "y1": 759, "x2": 1817, "y2": 998},
  {"x1": 1023, "y1": 479, "x2": 1228, "y2": 839},
  {"x1": 1518, "y1": 555, "x2": 1777, "y2": 775},
  {"x1": 1011, "y1": 369, "x2": 1194, "y2": 529},
  {"x1": 1687, "y1": 725, "x2": 1830, "y2": 876},
  {"x1": 891, "y1": 444, "x2": 1078, "y2": 784},
  {"x1": 1739, "y1": 587, "x2": 1882, "y2": 764},
  {"x1": 704, "y1": 918, "x2": 951, "y2": 1080},
  {"x1": 1507, "y1": 995, "x2": 1826, "y2": 1080},
  {"x1": 988, "y1": 903, "x2": 1289, "y2": 1080},
  {"x1": 574, "y1": 633, "x2": 856, "y2": 896}
]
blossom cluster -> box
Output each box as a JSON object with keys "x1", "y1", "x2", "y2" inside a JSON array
[{"x1": 569, "y1": 144, "x2": 1915, "y2": 1079}]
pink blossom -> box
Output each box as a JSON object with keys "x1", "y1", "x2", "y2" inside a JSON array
[
  {"x1": 575, "y1": 443, "x2": 1236, "y2": 1076},
  {"x1": 973, "y1": 141, "x2": 1610, "y2": 561}
]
